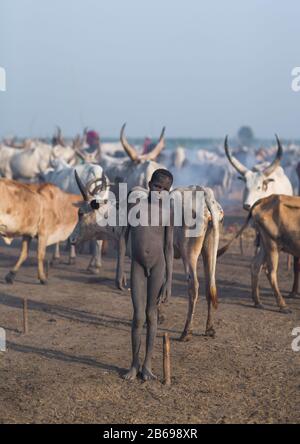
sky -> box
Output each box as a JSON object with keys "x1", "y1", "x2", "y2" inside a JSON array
[{"x1": 1, "y1": 0, "x2": 300, "y2": 138}]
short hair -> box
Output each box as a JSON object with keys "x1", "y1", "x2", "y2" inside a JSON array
[{"x1": 151, "y1": 169, "x2": 173, "y2": 187}]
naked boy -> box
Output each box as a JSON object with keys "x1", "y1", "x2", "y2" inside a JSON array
[{"x1": 123, "y1": 169, "x2": 174, "y2": 381}]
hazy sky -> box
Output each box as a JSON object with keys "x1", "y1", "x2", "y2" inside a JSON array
[{"x1": 1, "y1": 0, "x2": 300, "y2": 138}]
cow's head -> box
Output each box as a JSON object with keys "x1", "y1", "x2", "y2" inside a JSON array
[
  {"x1": 120, "y1": 123, "x2": 166, "y2": 164},
  {"x1": 224, "y1": 135, "x2": 283, "y2": 210},
  {"x1": 70, "y1": 171, "x2": 110, "y2": 245}
]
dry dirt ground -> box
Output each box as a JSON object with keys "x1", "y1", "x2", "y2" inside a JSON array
[{"x1": 0, "y1": 215, "x2": 299, "y2": 424}]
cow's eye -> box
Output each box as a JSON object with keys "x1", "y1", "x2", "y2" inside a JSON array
[{"x1": 90, "y1": 200, "x2": 100, "y2": 210}]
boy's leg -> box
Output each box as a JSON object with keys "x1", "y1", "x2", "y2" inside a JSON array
[
  {"x1": 123, "y1": 260, "x2": 147, "y2": 380},
  {"x1": 142, "y1": 258, "x2": 165, "y2": 381}
]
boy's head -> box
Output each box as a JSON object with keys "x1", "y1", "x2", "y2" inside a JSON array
[{"x1": 149, "y1": 169, "x2": 173, "y2": 192}]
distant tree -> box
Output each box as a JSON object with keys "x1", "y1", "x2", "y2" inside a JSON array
[{"x1": 237, "y1": 126, "x2": 254, "y2": 146}]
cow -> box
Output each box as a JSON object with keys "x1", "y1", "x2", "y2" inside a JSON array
[
  {"x1": 70, "y1": 173, "x2": 224, "y2": 341},
  {"x1": 225, "y1": 134, "x2": 298, "y2": 284},
  {"x1": 289, "y1": 162, "x2": 300, "y2": 298},
  {"x1": 224, "y1": 135, "x2": 293, "y2": 210},
  {"x1": 100, "y1": 124, "x2": 167, "y2": 196},
  {"x1": 41, "y1": 160, "x2": 109, "y2": 272},
  {"x1": 0, "y1": 179, "x2": 106, "y2": 284},
  {"x1": 218, "y1": 194, "x2": 300, "y2": 313}
]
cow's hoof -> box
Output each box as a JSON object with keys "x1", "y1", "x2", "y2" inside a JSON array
[
  {"x1": 205, "y1": 327, "x2": 216, "y2": 338},
  {"x1": 280, "y1": 306, "x2": 292, "y2": 314},
  {"x1": 116, "y1": 281, "x2": 126, "y2": 291},
  {"x1": 5, "y1": 271, "x2": 16, "y2": 284},
  {"x1": 68, "y1": 258, "x2": 76, "y2": 266},
  {"x1": 39, "y1": 279, "x2": 48, "y2": 285},
  {"x1": 254, "y1": 303, "x2": 264, "y2": 310},
  {"x1": 179, "y1": 331, "x2": 193, "y2": 342}
]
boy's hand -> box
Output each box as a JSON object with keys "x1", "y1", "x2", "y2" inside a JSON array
[{"x1": 158, "y1": 282, "x2": 171, "y2": 305}]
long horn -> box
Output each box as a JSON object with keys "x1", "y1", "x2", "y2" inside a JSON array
[
  {"x1": 224, "y1": 136, "x2": 248, "y2": 176},
  {"x1": 120, "y1": 123, "x2": 139, "y2": 161},
  {"x1": 140, "y1": 127, "x2": 166, "y2": 161},
  {"x1": 72, "y1": 135, "x2": 81, "y2": 149},
  {"x1": 86, "y1": 177, "x2": 107, "y2": 196},
  {"x1": 74, "y1": 170, "x2": 88, "y2": 201},
  {"x1": 56, "y1": 125, "x2": 65, "y2": 147},
  {"x1": 263, "y1": 134, "x2": 283, "y2": 177},
  {"x1": 92, "y1": 177, "x2": 108, "y2": 195},
  {"x1": 75, "y1": 149, "x2": 86, "y2": 161}
]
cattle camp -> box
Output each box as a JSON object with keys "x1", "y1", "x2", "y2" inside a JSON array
[{"x1": 1, "y1": 0, "x2": 299, "y2": 428}]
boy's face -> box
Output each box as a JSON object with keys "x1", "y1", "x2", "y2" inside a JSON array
[{"x1": 149, "y1": 178, "x2": 171, "y2": 193}]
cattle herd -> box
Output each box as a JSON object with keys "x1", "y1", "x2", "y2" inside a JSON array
[{"x1": 0, "y1": 125, "x2": 299, "y2": 347}]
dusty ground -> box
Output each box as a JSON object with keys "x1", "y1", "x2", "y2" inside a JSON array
[{"x1": 0, "y1": 214, "x2": 299, "y2": 424}]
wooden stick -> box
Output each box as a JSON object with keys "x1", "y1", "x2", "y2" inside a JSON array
[
  {"x1": 23, "y1": 298, "x2": 28, "y2": 334},
  {"x1": 163, "y1": 333, "x2": 171, "y2": 385}
]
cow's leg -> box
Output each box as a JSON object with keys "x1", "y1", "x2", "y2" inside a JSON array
[
  {"x1": 289, "y1": 257, "x2": 299, "y2": 298},
  {"x1": 251, "y1": 246, "x2": 265, "y2": 309},
  {"x1": 87, "y1": 240, "x2": 102, "y2": 274},
  {"x1": 180, "y1": 242, "x2": 203, "y2": 342},
  {"x1": 202, "y1": 229, "x2": 218, "y2": 338},
  {"x1": 37, "y1": 236, "x2": 48, "y2": 285},
  {"x1": 68, "y1": 243, "x2": 76, "y2": 265},
  {"x1": 5, "y1": 236, "x2": 31, "y2": 284},
  {"x1": 265, "y1": 247, "x2": 291, "y2": 313},
  {"x1": 51, "y1": 242, "x2": 61, "y2": 265}
]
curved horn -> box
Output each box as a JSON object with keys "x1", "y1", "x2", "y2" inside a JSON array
[
  {"x1": 140, "y1": 127, "x2": 166, "y2": 161},
  {"x1": 120, "y1": 123, "x2": 139, "y2": 161},
  {"x1": 224, "y1": 136, "x2": 248, "y2": 176},
  {"x1": 56, "y1": 125, "x2": 65, "y2": 147},
  {"x1": 86, "y1": 177, "x2": 107, "y2": 196},
  {"x1": 72, "y1": 134, "x2": 81, "y2": 149},
  {"x1": 92, "y1": 177, "x2": 108, "y2": 195},
  {"x1": 74, "y1": 170, "x2": 88, "y2": 201},
  {"x1": 75, "y1": 149, "x2": 87, "y2": 161},
  {"x1": 263, "y1": 134, "x2": 283, "y2": 177}
]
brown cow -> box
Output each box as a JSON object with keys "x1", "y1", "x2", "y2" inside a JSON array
[
  {"x1": 219, "y1": 194, "x2": 300, "y2": 313},
  {"x1": 0, "y1": 179, "x2": 84, "y2": 284}
]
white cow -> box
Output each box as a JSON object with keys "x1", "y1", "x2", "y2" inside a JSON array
[
  {"x1": 101, "y1": 124, "x2": 167, "y2": 197},
  {"x1": 9, "y1": 143, "x2": 77, "y2": 181},
  {"x1": 224, "y1": 135, "x2": 293, "y2": 210},
  {"x1": 41, "y1": 160, "x2": 109, "y2": 272}
]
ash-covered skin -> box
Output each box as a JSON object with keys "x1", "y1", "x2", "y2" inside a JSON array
[{"x1": 123, "y1": 169, "x2": 174, "y2": 381}]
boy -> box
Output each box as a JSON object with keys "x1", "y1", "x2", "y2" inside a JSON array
[{"x1": 123, "y1": 169, "x2": 174, "y2": 381}]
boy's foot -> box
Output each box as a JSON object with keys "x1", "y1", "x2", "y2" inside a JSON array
[
  {"x1": 141, "y1": 366, "x2": 157, "y2": 381},
  {"x1": 123, "y1": 367, "x2": 139, "y2": 381}
]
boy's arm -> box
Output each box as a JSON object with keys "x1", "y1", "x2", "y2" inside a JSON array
[
  {"x1": 115, "y1": 226, "x2": 128, "y2": 290},
  {"x1": 164, "y1": 224, "x2": 174, "y2": 297}
]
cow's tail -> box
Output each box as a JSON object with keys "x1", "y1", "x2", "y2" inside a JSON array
[
  {"x1": 204, "y1": 190, "x2": 221, "y2": 309},
  {"x1": 217, "y1": 211, "x2": 253, "y2": 257}
]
